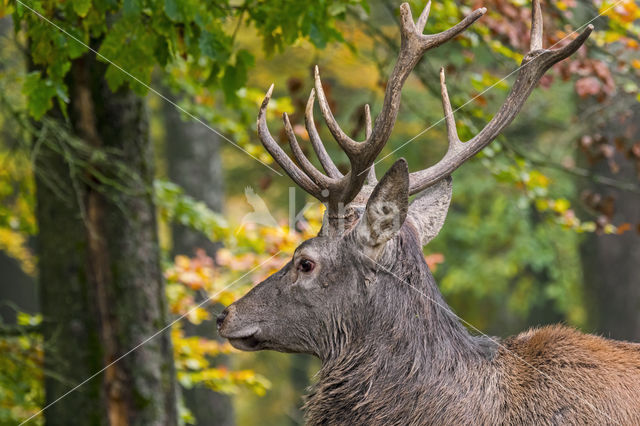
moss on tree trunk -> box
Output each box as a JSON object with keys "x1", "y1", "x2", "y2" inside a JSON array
[{"x1": 34, "y1": 50, "x2": 177, "y2": 425}]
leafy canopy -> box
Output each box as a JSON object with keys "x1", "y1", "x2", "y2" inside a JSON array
[{"x1": 10, "y1": 0, "x2": 367, "y2": 118}]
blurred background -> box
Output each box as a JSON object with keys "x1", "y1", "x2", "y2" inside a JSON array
[{"x1": 0, "y1": 0, "x2": 639, "y2": 424}]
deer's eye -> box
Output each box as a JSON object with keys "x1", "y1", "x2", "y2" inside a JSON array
[{"x1": 297, "y1": 258, "x2": 315, "y2": 273}]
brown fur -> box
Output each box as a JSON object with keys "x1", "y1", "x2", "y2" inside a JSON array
[
  {"x1": 496, "y1": 325, "x2": 640, "y2": 424},
  {"x1": 304, "y1": 322, "x2": 640, "y2": 425}
]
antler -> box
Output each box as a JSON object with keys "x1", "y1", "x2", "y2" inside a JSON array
[
  {"x1": 408, "y1": 0, "x2": 593, "y2": 194},
  {"x1": 257, "y1": 0, "x2": 592, "y2": 210},
  {"x1": 258, "y1": 1, "x2": 486, "y2": 211}
]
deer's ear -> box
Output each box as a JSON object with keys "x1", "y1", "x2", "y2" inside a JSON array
[
  {"x1": 355, "y1": 159, "x2": 409, "y2": 255},
  {"x1": 408, "y1": 176, "x2": 452, "y2": 246}
]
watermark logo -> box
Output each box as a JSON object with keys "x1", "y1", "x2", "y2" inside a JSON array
[
  {"x1": 235, "y1": 186, "x2": 404, "y2": 237},
  {"x1": 236, "y1": 187, "x2": 319, "y2": 235}
]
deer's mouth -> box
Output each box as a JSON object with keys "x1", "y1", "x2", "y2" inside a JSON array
[
  {"x1": 220, "y1": 326, "x2": 263, "y2": 351},
  {"x1": 228, "y1": 332, "x2": 262, "y2": 351}
]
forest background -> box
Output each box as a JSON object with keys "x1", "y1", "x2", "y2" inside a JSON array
[{"x1": 0, "y1": 0, "x2": 639, "y2": 424}]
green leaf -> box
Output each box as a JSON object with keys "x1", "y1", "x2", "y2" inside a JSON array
[
  {"x1": 22, "y1": 72, "x2": 57, "y2": 119},
  {"x1": 99, "y1": 20, "x2": 156, "y2": 94},
  {"x1": 308, "y1": 23, "x2": 327, "y2": 48},
  {"x1": 154, "y1": 37, "x2": 170, "y2": 67},
  {"x1": 72, "y1": 0, "x2": 92, "y2": 17},
  {"x1": 104, "y1": 64, "x2": 126, "y2": 92},
  {"x1": 154, "y1": 180, "x2": 229, "y2": 241},
  {"x1": 203, "y1": 62, "x2": 221, "y2": 87},
  {"x1": 328, "y1": 3, "x2": 346, "y2": 16},
  {"x1": 47, "y1": 59, "x2": 71, "y2": 81},
  {"x1": 221, "y1": 51, "x2": 253, "y2": 102},
  {"x1": 165, "y1": 0, "x2": 196, "y2": 22},
  {"x1": 123, "y1": 0, "x2": 142, "y2": 16},
  {"x1": 236, "y1": 49, "x2": 254, "y2": 69},
  {"x1": 198, "y1": 29, "x2": 231, "y2": 63},
  {"x1": 64, "y1": 26, "x2": 90, "y2": 59}
]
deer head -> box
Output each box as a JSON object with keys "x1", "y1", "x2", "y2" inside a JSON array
[{"x1": 217, "y1": 0, "x2": 591, "y2": 361}]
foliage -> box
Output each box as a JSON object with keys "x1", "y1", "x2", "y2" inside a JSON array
[
  {"x1": 0, "y1": 30, "x2": 37, "y2": 277},
  {"x1": 155, "y1": 179, "x2": 230, "y2": 243},
  {"x1": 0, "y1": 152, "x2": 36, "y2": 276},
  {"x1": 8, "y1": 0, "x2": 367, "y2": 120},
  {"x1": 0, "y1": 312, "x2": 43, "y2": 426},
  {"x1": 431, "y1": 160, "x2": 586, "y2": 332}
]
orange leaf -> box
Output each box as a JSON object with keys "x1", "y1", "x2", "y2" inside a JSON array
[
  {"x1": 617, "y1": 223, "x2": 632, "y2": 234},
  {"x1": 425, "y1": 253, "x2": 445, "y2": 271}
]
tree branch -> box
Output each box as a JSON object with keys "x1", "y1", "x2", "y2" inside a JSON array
[{"x1": 504, "y1": 140, "x2": 640, "y2": 195}]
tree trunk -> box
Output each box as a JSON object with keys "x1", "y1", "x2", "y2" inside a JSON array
[
  {"x1": 164, "y1": 100, "x2": 232, "y2": 426},
  {"x1": 0, "y1": 251, "x2": 38, "y2": 323},
  {"x1": 34, "y1": 49, "x2": 177, "y2": 425},
  {"x1": 580, "y1": 101, "x2": 640, "y2": 342},
  {"x1": 164, "y1": 98, "x2": 224, "y2": 254}
]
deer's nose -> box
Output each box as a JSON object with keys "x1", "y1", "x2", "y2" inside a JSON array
[{"x1": 216, "y1": 308, "x2": 229, "y2": 331}]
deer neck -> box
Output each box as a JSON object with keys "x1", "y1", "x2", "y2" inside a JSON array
[{"x1": 304, "y1": 239, "x2": 496, "y2": 423}]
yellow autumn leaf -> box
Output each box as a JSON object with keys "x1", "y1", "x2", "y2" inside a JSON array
[
  {"x1": 603, "y1": 31, "x2": 623, "y2": 44},
  {"x1": 552, "y1": 198, "x2": 571, "y2": 214},
  {"x1": 535, "y1": 199, "x2": 549, "y2": 212},
  {"x1": 0, "y1": 228, "x2": 36, "y2": 275}
]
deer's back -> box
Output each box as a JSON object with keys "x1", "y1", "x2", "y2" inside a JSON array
[{"x1": 495, "y1": 325, "x2": 640, "y2": 424}]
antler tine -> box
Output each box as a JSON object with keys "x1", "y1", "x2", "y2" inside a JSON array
[
  {"x1": 363, "y1": 104, "x2": 377, "y2": 184},
  {"x1": 530, "y1": 0, "x2": 543, "y2": 52},
  {"x1": 314, "y1": 66, "x2": 361, "y2": 157},
  {"x1": 403, "y1": 3, "x2": 487, "y2": 51},
  {"x1": 257, "y1": 85, "x2": 324, "y2": 199},
  {"x1": 408, "y1": 2, "x2": 593, "y2": 195},
  {"x1": 283, "y1": 112, "x2": 336, "y2": 189},
  {"x1": 364, "y1": 104, "x2": 372, "y2": 139},
  {"x1": 415, "y1": 0, "x2": 431, "y2": 33},
  {"x1": 439, "y1": 68, "x2": 461, "y2": 150},
  {"x1": 305, "y1": 89, "x2": 343, "y2": 179}
]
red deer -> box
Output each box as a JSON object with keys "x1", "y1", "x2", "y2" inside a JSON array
[{"x1": 217, "y1": 1, "x2": 640, "y2": 424}]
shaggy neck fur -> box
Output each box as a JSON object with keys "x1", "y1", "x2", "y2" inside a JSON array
[
  {"x1": 304, "y1": 228, "x2": 497, "y2": 425},
  {"x1": 302, "y1": 226, "x2": 640, "y2": 425}
]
